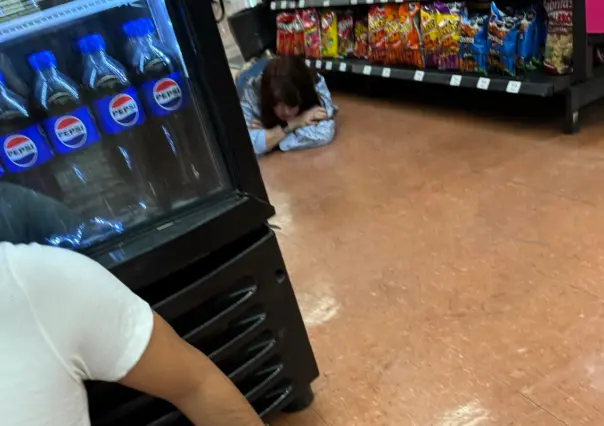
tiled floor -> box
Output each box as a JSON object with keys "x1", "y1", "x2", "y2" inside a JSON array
[{"x1": 260, "y1": 93, "x2": 604, "y2": 425}]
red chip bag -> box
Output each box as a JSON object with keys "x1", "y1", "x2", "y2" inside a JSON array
[
  {"x1": 368, "y1": 5, "x2": 386, "y2": 63},
  {"x1": 302, "y1": 9, "x2": 321, "y2": 59},
  {"x1": 338, "y1": 10, "x2": 354, "y2": 58},
  {"x1": 293, "y1": 11, "x2": 305, "y2": 56},
  {"x1": 353, "y1": 13, "x2": 368, "y2": 59},
  {"x1": 277, "y1": 12, "x2": 295, "y2": 56},
  {"x1": 384, "y1": 4, "x2": 402, "y2": 65}
]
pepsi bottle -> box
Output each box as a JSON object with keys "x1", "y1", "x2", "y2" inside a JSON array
[
  {"x1": 28, "y1": 50, "x2": 138, "y2": 221},
  {"x1": 122, "y1": 18, "x2": 210, "y2": 208},
  {"x1": 0, "y1": 71, "x2": 61, "y2": 199},
  {"x1": 78, "y1": 33, "x2": 157, "y2": 216}
]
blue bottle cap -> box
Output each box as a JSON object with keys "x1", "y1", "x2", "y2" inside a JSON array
[
  {"x1": 78, "y1": 34, "x2": 106, "y2": 54},
  {"x1": 28, "y1": 51, "x2": 57, "y2": 70},
  {"x1": 138, "y1": 18, "x2": 155, "y2": 35},
  {"x1": 122, "y1": 19, "x2": 143, "y2": 37}
]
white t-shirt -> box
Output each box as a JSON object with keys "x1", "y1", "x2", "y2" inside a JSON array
[{"x1": 0, "y1": 242, "x2": 154, "y2": 426}]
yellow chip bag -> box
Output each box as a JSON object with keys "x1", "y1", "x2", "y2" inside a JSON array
[
  {"x1": 421, "y1": 4, "x2": 439, "y2": 68},
  {"x1": 320, "y1": 10, "x2": 338, "y2": 58}
]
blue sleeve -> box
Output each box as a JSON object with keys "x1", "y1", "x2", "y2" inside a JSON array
[
  {"x1": 240, "y1": 80, "x2": 269, "y2": 156},
  {"x1": 279, "y1": 75, "x2": 336, "y2": 152}
]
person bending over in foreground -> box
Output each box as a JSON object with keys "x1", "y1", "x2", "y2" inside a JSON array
[
  {"x1": 0, "y1": 242, "x2": 263, "y2": 426},
  {"x1": 237, "y1": 56, "x2": 336, "y2": 155}
]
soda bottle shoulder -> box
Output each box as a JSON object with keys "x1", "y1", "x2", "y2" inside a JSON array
[{"x1": 28, "y1": 50, "x2": 102, "y2": 155}]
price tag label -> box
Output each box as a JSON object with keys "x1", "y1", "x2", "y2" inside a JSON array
[
  {"x1": 298, "y1": 0, "x2": 304, "y2": 6},
  {"x1": 270, "y1": 2, "x2": 276, "y2": 9},
  {"x1": 380, "y1": 0, "x2": 388, "y2": 3},
  {"x1": 290, "y1": 1, "x2": 296, "y2": 7},
  {"x1": 351, "y1": 0, "x2": 358, "y2": 4},
  {"x1": 363, "y1": 65, "x2": 372, "y2": 75},
  {"x1": 280, "y1": 1, "x2": 286, "y2": 8},
  {"x1": 450, "y1": 74, "x2": 462, "y2": 86},
  {"x1": 305, "y1": 59, "x2": 311, "y2": 67},
  {"x1": 395, "y1": 0, "x2": 403, "y2": 3},
  {"x1": 381, "y1": 67, "x2": 391, "y2": 78},
  {"x1": 413, "y1": 70, "x2": 425, "y2": 82},
  {"x1": 315, "y1": 60, "x2": 322, "y2": 68},
  {"x1": 323, "y1": 0, "x2": 329, "y2": 6},
  {"x1": 366, "y1": 0, "x2": 374, "y2": 4},
  {"x1": 339, "y1": 63, "x2": 347, "y2": 72},
  {"x1": 325, "y1": 61, "x2": 333, "y2": 70},
  {"x1": 477, "y1": 77, "x2": 490, "y2": 90},
  {"x1": 506, "y1": 80, "x2": 522, "y2": 94}
]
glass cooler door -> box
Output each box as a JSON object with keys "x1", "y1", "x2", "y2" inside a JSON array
[{"x1": 0, "y1": 0, "x2": 247, "y2": 250}]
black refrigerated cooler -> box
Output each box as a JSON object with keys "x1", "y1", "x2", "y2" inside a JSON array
[{"x1": 0, "y1": 0, "x2": 318, "y2": 423}]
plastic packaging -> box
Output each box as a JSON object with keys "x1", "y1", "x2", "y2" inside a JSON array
[
  {"x1": 337, "y1": 10, "x2": 355, "y2": 58},
  {"x1": 400, "y1": 2, "x2": 424, "y2": 68},
  {"x1": 488, "y1": 1, "x2": 519, "y2": 76},
  {"x1": 123, "y1": 18, "x2": 207, "y2": 210},
  {"x1": 302, "y1": 9, "x2": 321, "y2": 59},
  {"x1": 459, "y1": 13, "x2": 488, "y2": 73},
  {"x1": 78, "y1": 33, "x2": 157, "y2": 216},
  {"x1": 353, "y1": 12, "x2": 369, "y2": 59},
  {"x1": 543, "y1": 0, "x2": 573, "y2": 75},
  {"x1": 0, "y1": 71, "x2": 60, "y2": 199},
  {"x1": 421, "y1": 4, "x2": 439, "y2": 68},
  {"x1": 320, "y1": 10, "x2": 338, "y2": 58},
  {"x1": 368, "y1": 5, "x2": 386, "y2": 63},
  {"x1": 29, "y1": 49, "x2": 142, "y2": 224},
  {"x1": 436, "y1": 1, "x2": 464, "y2": 70}
]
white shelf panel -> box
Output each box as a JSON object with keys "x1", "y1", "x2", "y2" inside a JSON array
[{"x1": 0, "y1": 0, "x2": 137, "y2": 44}]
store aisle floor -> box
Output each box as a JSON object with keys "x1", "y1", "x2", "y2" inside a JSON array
[{"x1": 260, "y1": 93, "x2": 604, "y2": 426}]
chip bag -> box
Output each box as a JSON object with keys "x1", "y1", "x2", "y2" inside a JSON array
[
  {"x1": 436, "y1": 1, "x2": 463, "y2": 70},
  {"x1": 516, "y1": 7, "x2": 537, "y2": 70},
  {"x1": 302, "y1": 9, "x2": 321, "y2": 59},
  {"x1": 354, "y1": 12, "x2": 369, "y2": 59},
  {"x1": 421, "y1": 4, "x2": 439, "y2": 68},
  {"x1": 338, "y1": 10, "x2": 355, "y2": 58},
  {"x1": 368, "y1": 5, "x2": 386, "y2": 63},
  {"x1": 321, "y1": 9, "x2": 338, "y2": 58},
  {"x1": 293, "y1": 11, "x2": 305, "y2": 56},
  {"x1": 384, "y1": 4, "x2": 402, "y2": 65},
  {"x1": 543, "y1": 0, "x2": 573, "y2": 75},
  {"x1": 488, "y1": 1, "x2": 519, "y2": 76},
  {"x1": 277, "y1": 12, "x2": 295, "y2": 56},
  {"x1": 400, "y1": 2, "x2": 423, "y2": 68},
  {"x1": 459, "y1": 13, "x2": 488, "y2": 73}
]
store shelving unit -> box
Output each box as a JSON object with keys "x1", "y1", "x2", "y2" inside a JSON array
[{"x1": 272, "y1": 0, "x2": 604, "y2": 133}]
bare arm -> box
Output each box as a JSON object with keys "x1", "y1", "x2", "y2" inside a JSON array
[{"x1": 119, "y1": 312, "x2": 264, "y2": 426}]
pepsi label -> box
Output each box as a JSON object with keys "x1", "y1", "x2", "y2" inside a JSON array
[
  {"x1": 93, "y1": 86, "x2": 145, "y2": 134},
  {"x1": 141, "y1": 71, "x2": 189, "y2": 117},
  {"x1": 0, "y1": 125, "x2": 54, "y2": 173},
  {"x1": 42, "y1": 105, "x2": 101, "y2": 154}
]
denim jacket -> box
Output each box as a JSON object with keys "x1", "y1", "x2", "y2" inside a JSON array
[{"x1": 238, "y1": 68, "x2": 336, "y2": 155}]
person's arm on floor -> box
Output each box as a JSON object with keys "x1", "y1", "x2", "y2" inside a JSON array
[
  {"x1": 279, "y1": 75, "x2": 336, "y2": 152},
  {"x1": 11, "y1": 244, "x2": 263, "y2": 426},
  {"x1": 240, "y1": 81, "x2": 286, "y2": 155},
  {"x1": 119, "y1": 312, "x2": 263, "y2": 426}
]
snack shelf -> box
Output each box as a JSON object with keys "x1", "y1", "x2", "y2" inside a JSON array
[
  {"x1": 270, "y1": 0, "x2": 350, "y2": 10},
  {"x1": 306, "y1": 57, "x2": 571, "y2": 97},
  {"x1": 0, "y1": 0, "x2": 136, "y2": 45}
]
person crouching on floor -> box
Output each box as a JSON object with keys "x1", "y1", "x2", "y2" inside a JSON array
[{"x1": 237, "y1": 56, "x2": 336, "y2": 156}]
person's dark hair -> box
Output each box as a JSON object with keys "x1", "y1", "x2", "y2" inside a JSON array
[{"x1": 259, "y1": 56, "x2": 321, "y2": 129}]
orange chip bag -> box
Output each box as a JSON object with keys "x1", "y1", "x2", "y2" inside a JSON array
[
  {"x1": 384, "y1": 4, "x2": 402, "y2": 65},
  {"x1": 399, "y1": 2, "x2": 424, "y2": 68},
  {"x1": 368, "y1": 5, "x2": 386, "y2": 63}
]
